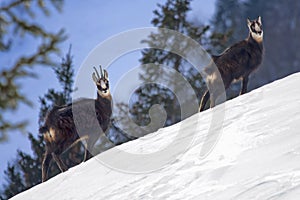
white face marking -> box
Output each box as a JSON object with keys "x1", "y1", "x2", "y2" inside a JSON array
[
  {"x1": 251, "y1": 31, "x2": 263, "y2": 42},
  {"x1": 100, "y1": 80, "x2": 107, "y2": 90},
  {"x1": 97, "y1": 89, "x2": 111, "y2": 98},
  {"x1": 254, "y1": 23, "x2": 260, "y2": 32}
]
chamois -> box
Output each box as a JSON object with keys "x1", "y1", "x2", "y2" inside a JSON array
[
  {"x1": 40, "y1": 66, "x2": 112, "y2": 182},
  {"x1": 199, "y1": 16, "x2": 264, "y2": 111}
]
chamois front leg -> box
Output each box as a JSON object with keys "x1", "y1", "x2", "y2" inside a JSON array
[
  {"x1": 83, "y1": 143, "x2": 88, "y2": 162},
  {"x1": 83, "y1": 150, "x2": 93, "y2": 162},
  {"x1": 210, "y1": 93, "x2": 216, "y2": 108},
  {"x1": 240, "y1": 76, "x2": 249, "y2": 95},
  {"x1": 82, "y1": 133, "x2": 98, "y2": 162},
  {"x1": 84, "y1": 132, "x2": 99, "y2": 161},
  {"x1": 199, "y1": 90, "x2": 210, "y2": 112},
  {"x1": 83, "y1": 141, "x2": 93, "y2": 162}
]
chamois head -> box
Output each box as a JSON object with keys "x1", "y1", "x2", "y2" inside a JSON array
[
  {"x1": 92, "y1": 65, "x2": 111, "y2": 99},
  {"x1": 247, "y1": 16, "x2": 263, "y2": 43}
]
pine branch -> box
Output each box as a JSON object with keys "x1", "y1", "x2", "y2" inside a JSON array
[{"x1": 0, "y1": 0, "x2": 66, "y2": 138}]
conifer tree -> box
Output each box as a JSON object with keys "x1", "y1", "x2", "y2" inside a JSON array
[
  {"x1": 0, "y1": 47, "x2": 82, "y2": 200},
  {"x1": 0, "y1": 0, "x2": 66, "y2": 141},
  {"x1": 118, "y1": 0, "x2": 226, "y2": 135}
]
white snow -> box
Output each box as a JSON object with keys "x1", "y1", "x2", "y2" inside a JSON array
[{"x1": 11, "y1": 73, "x2": 300, "y2": 200}]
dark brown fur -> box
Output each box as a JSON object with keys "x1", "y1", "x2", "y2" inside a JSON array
[
  {"x1": 40, "y1": 67, "x2": 112, "y2": 182},
  {"x1": 199, "y1": 17, "x2": 264, "y2": 111}
]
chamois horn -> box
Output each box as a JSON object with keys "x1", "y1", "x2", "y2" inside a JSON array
[
  {"x1": 93, "y1": 66, "x2": 100, "y2": 79},
  {"x1": 99, "y1": 65, "x2": 104, "y2": 78}
]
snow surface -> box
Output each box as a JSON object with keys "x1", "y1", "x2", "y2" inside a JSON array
[{"x1": 11, "y1": 73, "x2": 300, "y2": 200}]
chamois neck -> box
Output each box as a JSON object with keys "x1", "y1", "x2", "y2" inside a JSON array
[
  {"x1": 96, "y1": 92, "x2": 112, "y2": 118},
  {"x1": 247, "y1": 33, "x2": 263, "y2": 50},
  {"x1": 97, "y1": 92, "x2": 112, "y2": 103},
  {"x1": 248, "y1": 33, "x2": 263, "y2": 45}
]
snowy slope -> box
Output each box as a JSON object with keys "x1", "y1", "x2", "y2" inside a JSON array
[{"x1": 11, "y1": 73, "x2": 300, "y2": 200}]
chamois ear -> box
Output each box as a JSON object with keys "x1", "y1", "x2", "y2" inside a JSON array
[
  {"x1": 257, "y1": 16, "x2": 262, "y2": 24},
  {"x1": 247, "y1": 18, "x2": 251, "y2": 27},
  {"x1": 92, "y1": 73, "x2": 98, "y2": 83},
  {"x1": 104, "y1": 70, "x2": 109, "y2": 80}
]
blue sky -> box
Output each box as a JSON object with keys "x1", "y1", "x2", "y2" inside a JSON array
[{"x1": 0, "y1": 0, "x2": 215, "y2": 185}]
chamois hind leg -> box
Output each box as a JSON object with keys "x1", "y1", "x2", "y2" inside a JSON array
[
  {"x1": 42, "y1": 152, "x2": 52, "y2": 182},
  {"x1": 199, "y1": 90, "x2": 210, "y2": 112},
  {"x1": 240, "y1": 76, "x2": 249, "y2": 95},
  {"x1": 52, "y1": 153, "x2": 68, "y2": 172}
]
